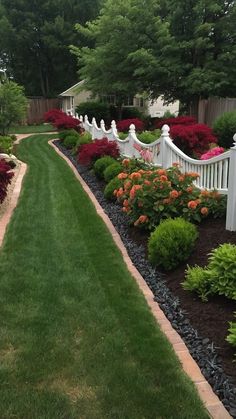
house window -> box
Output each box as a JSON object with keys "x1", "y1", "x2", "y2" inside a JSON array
[
  {"x1": 100, "y1": 95, "x2": 116, "y2": 105},
  {"x1": 123, "y1": 96, "x2": 135, "y2": 107}
]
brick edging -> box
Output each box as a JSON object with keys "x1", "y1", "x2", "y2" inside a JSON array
[
  {"x1": 0, "y1": 161, "x2": 27, "y2": 247},
  {"x1": 49, "y1": 140, "x2": 231, "y2": 419}
]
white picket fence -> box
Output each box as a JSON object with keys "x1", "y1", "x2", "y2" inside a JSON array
[{"x1": 78, "y1": 114, "x2": 236, "y2": 231}]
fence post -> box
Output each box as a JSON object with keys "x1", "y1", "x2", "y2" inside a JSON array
[
  {"x1": 111, "y1": 120, "x2": 118, "y2": 140},
  {"x1": 160, "y1": 124, "x2": 170, "y2": 168},
  {"x1": 92, "y1": 117, "x2": 96, "y2": 140},
  {"x1": 100, "y1": 119, "x2": 105, "y2": 136},
  {"x1": 226, "y1": 134, "x2": 236, "y2": 231}
]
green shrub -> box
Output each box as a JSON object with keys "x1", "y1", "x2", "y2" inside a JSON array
[
  {"x1": 138, "y1": 130, "x2": 161, "y2": 144},
  {"x1": 207, "y1": 244, "x2": 236, "y2": 300},
  {"x1": 59, "y1": 129, "x2": 78, "y2": 141},
  {"x1": 182, "y1": 266, "x2": 213, "y2": 302},
  {"x1": 77, "y1": 131, "x2": 92, "y2": 146},
  {"x1": 104, "y1": 177, "x2": 123, "y2": 200},
  {"x1": 227, "y1": 314, "x2": 236, "y2": 352},
  {"x1": 63, "y1": 135, "x2": 79, "y2": 149},
  {"x1": 0, "y1": 135, "x2": 14, "y2": 154},
  {"x1": 121, "y1": 106, "x2": 143, "y2": 120},
  {"x1": 213, "y1": 111, "x2": 236, "y2": 148},
  {"x1": 148, "y1": 218, "x2": 198, "y2": 271},
  {"x1": 76, "y1": 101, "x2": 110, "y2": 123},
  {"x1": 93, "y1": 156, "x2": 117, "y2": 178},
  {"x1": 118, "y1": 132, "x2": 128, "y2": 140},
  {"x1": 104, "y1": 162, "x2": 122, "y2": 182}
]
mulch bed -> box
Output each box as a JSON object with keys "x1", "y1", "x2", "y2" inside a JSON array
[{"x1": 128, "y1": 218, "x2": 236, "y2": 384}]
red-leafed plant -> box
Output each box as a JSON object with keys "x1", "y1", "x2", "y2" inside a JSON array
[
  {"x1": 0, "y1": 159, "x2": 14, "y2": 203},
  {"x1": 78, "y1": 138, "x2": 120, "y2": 165},
  {"x1": 155, "y1": 116, "x2": 196, "y2": 129},
  {"x1": 53, "y1": 115, "x2": 82, "y2": 132},
  {"x1": 117, "y1": 118, "x2": 144, "y2": 132},
  {"x1": 44, "y1": 109, "x2": 64, "y2": 123},
  {"x1": 170, "y1": 124, "x2": 217, "y2": 158}
]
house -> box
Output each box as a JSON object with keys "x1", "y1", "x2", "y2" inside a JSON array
[{"x1": 59, "y1": 80, "x2": 179, "y2": 118}]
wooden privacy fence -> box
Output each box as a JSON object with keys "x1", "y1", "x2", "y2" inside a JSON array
[
  {"x1": 79, "y1": 114, "x2": 236, "y2": 231},
  {"x1": 198, "y1": 97, "x2": 236, "y2": 127},
  {"x1": 27, "y1": 97, "x2": 61, "y2": 124}
]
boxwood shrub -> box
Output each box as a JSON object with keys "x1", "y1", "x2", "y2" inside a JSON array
[
  {"x1": 93, "y1": 156, "x2": 117, "y2": 178},
  {"x1": 104, "y1": 162, "x2": 122, "y2": 182}
]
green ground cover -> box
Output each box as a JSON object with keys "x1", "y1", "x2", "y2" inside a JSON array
[
  {"x1": 9, "y1": 124, "x2": 55, "y2": 134},
  {"x1": 0, "y1": 134, "x2": 209, "y2": 418}
]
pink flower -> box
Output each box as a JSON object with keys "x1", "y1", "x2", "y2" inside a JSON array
[{"x1": 200, "y1": 147, "x2": 224, "y2": 160}]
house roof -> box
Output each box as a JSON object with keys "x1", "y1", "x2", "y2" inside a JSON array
[{"x1": 59, "y1": 80, "x2": 85, "y2": 97}]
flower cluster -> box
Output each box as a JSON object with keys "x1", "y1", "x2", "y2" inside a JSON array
[
  {"x1": 155, "y1": 116, "x2": 196, "y2": 129},
  {"x1": 200, "y1": 147, "x2": 225, "y2": 160},
  {"x1": 112, "y1": 163, "x2": 226, "y2": 229},
  {"x1": 44, "y1": 109, "x2": 81, "y2": 132},
  {"x1": 78, "y1": 138, "x2": 120, "y2": 166},
  {"x1": 117, "y1": 118, "x2": 144, "y2": 132},
  {"x1": 0, "y1": 159, "x2": 13, "y2": 203},
  {"x1": 170, "y1": 124, "x2": 217, "y2": 158}
]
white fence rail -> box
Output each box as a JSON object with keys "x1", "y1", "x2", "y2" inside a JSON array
[{"x1": 79, "y1": 115, "x2": 236, "y2": 231}]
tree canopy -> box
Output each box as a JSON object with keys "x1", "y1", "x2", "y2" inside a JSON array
[
  {"x1": 0, "y1": 0, "x2": 103, "y2": 96},
  {"x1": 73, "y1": 0, "x2": 236, "y2": 115}
]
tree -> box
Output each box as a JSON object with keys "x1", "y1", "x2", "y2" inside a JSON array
[
  {"x1": 72, "y1": 0, "x2": 172, "y2": 118},
  {"x1": 0, "y1": 0, "x2": 103, "y2": 97},
  {"x1": 0, "y1": 81, "x2": 27, "y2": 134},
  {"x1": 73, "y1": 0, "x2": 236, "y2": 118}
]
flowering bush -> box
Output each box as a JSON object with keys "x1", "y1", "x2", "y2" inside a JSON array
[
  {"x1": 155, "y1": 116, "x2": 196, "y2": 129},
  {"x1": 117, "y1": 118, "x2": 144, "y2": 132},
  {"x1": 53, "y1": 114, "x2": 82, "y2": 132},
  {"x1": 170, "y1": 124, "x2": 217, "y2": 158},
  {"x1": 78, "y1": 138, "x2": 120, "y2": 166},
  {"x1": 112, "y1": 164, "x2": 226, "y2": 229},
  {"x1": 0, "y1": 159, "x2": 13, "y2": 203},
  {"x1": 200, "y1": 147, "x2": 225, "y2": 160},
  {"x1": 44, "y1": 109, "x2": 64, "y2": 123}
]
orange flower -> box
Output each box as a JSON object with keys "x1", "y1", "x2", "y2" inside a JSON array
[
  {"x1": 163, "y1": 198, "x2": 171, "y2": 204},
  {"x1": 113, "y1": 189, "x2": 118, "y2": 196},
  {"x1": 187, "y1": 200, "x2": 198, "y2": 209},
  {"x1": 118, "y1": 172, "x2": 128, "y2": 180},
  {"x1": 130, "y1": 184, "x2": 142, "y2": 200},
  {"x1": 157, "y1": 169, "x2": 167, "y2": 175},
  {"x1": 130, "y1": 172, "x2": 142, "y2": 180},
  {"x1": 144, "y1": 179, "x2": 151, "y2": 186},
  {"x1": 200, "y1": 189, "x2": 209, "y2": 197},
  {"x1": 201, "y1": 207, "x2": 209, "y2": 215},
  {"x1": 139, "y1": 215, "x2": 148, "y2": 223},
  {"x1": 160, "y1": 175, "x2": 168, "y2": 182},
  {"x1": 116, "y1": 187, "x2": 124, "y2": 198},
  {"x1": 187, "y1": 172, "x2": 200, "y2": 178},
  {"x1": 138, "y1": 169, "x2": 146, "y2": 174},
  {"x1": 173, "y1": 162, "x2": 181, "y2": 167},
  {"x1": 124, "y1": 180, "x2": 132, "y2": 191},
  {"x1": 169, "y1": 190, "x2": 179, "y2": 199},
  {"x1": 178, "y1": 175, "x2": 185, "y2": 182},
  {"x1": 187, "y1": 186, "x2": 193, "y2": 193},
  {"x1": 122, "y1": 158, "x2": 130, "y2": 166}
]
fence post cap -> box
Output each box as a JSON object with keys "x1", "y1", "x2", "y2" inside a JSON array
[
  {"x1": 92, "y1": 117, "x2": 96, "y2": 123},
  {"x1": 84, "y1": 114, "x2": 88, "y2": 122},
  {"x1": 79, "y1": 115, "x2": 83, "y2": 122},
  {"x1": 129, "y1": 123, "x2": 136, "y2": 133},
  {"x1": 233, "y1": 133, "x2": 236, "y2": 147},
  {"x1": 100, "y1": 119, "x2": 105, "y2": 126},
  {"x1": 111, "y1": 120, "x2": 116, "y2": 128},
  {"x1": 161, "y1": 124, "x2": 170, "y2": 134}
]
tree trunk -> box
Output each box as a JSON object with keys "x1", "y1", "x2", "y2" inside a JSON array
[{"x1": 187, "y1": 96, "x2": 200, "y2": 121}]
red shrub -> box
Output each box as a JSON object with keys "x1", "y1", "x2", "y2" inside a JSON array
[
  {"x1": 0, "y1": 159, "x2": 13, "y2": 203},
  {"x1": 44, "y1": 109, "x2": 64, "y2": 123},
  {"x1": 53, "y1": 115, "x2": 82, "y2": 132},
  {"x1": 78, "y1": 138, "x2": 120, "y2": 165},
  {"x1": 170, "y1": 124, "x2": 217, "y2": 157},
  {"x1": 155, "y1": 116, "x2": 196, "y2": 129},
  {"x1": 117, "y1": 118, "x2": 144, "y2": 132}
]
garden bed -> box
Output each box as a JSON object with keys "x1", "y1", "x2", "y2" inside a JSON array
[{"x1": 54, "y1": 140, "x2": 236, "y2": 417}]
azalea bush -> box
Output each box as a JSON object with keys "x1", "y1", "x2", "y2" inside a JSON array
[
  {"x1": 112, "y1": 162, "x2": 226, "y2": 230},
  {"x1": 200, "y1": 147, "x2": 225, "y2": 160},
  {"x1": 44, "y1": 109, "x2": 64, "y2": 123},
  {"x1": 0, "y1": 159, "x2": 14, "y2": 203},
  {"x1": 117, "y1": 118, "x2": 144, "y2": 132},
  {"x1": 170, "y1": 124, "x2": 217, "y2": 158},
  {"x1": 155, "y1": 116, "x2": 196, "y2": 129},
  {"x1": 78, "y1": 138, "x2": 120, "y2": 166}
]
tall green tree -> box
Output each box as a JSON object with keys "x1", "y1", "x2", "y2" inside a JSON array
[
  {"x1": 0, "y1": 0, "x2": 103, "y2": 97},
  {"x1": 0, "y1": 80, "x2": 27, "y2": 134},
  {"x1": 72, "y1": 0, "x2": 172, "y2": 118}
]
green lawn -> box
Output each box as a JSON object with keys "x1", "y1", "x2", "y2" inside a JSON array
[
  {"x1": 0, "y1": 134, "x2": 209, "y2": 418},
  {"x1": 9, "y1": 123, "x2": 55, "y2": 134}
]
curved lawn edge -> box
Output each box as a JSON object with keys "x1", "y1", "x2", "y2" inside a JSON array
[
  {"x1": 0, "y1": 160, "x2": 27, "y2": 248},
  {"x1": 49, "y1": 139, "x2": 231, "y2": 419}
]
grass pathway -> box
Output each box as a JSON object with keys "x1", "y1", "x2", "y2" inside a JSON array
[{"x1": 0, "y1": 134, "x2": 208, "y2": 418}]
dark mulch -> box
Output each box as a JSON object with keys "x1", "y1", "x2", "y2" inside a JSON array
[{"x1": 128, "y1": 218, "x2": 236, "y2": 383}]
